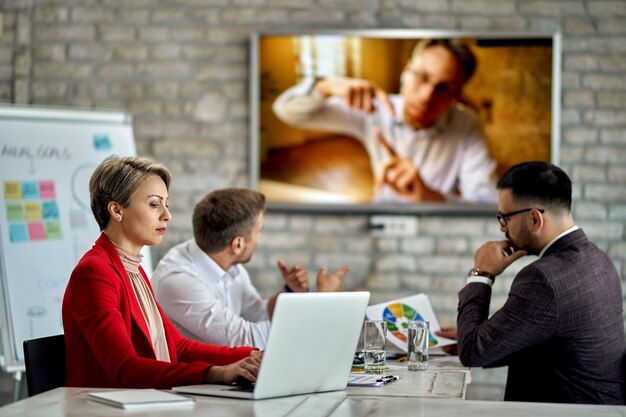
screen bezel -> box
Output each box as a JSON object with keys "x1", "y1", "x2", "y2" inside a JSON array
[{"x1": 249, "y1": 29, "x2": 562, "y2": 215}]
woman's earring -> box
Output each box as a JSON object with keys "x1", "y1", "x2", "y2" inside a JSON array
[{"x1": 116, "y1": 215, "x2": 122, "y2": 222}]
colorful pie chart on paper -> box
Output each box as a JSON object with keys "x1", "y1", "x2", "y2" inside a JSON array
[
  {"x1": 383, "y1": 303, "x2": 438, "y2": 347},
  {"x1": 366, "y1": 294, "x2": 457, "y2": 352}
]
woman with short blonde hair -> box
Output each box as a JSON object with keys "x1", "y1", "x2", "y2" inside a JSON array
[{"x1": 63, "y1": 155, "x2": 261, "y2": 388}]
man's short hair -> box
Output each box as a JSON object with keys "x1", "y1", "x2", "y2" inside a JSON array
[
  {"x1": 497, "y1": 161, "x2": 572, "y2": 212},
  {"x1": 410, "y1": 38, "x2": 477, "y2": 84},
  {"x1": 193, "y1": 188, "x2": 266, "y2": 254}
]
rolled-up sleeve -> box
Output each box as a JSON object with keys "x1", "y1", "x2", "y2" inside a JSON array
[{"x1": 272, "y1": 79, "x2": 368, "y2": 140}]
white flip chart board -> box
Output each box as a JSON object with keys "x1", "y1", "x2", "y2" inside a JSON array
[{"x1": 0, "y1": 105, "x2": 152, "y2": 371}]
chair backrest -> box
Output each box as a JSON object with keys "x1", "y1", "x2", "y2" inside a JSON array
[{"x1": 23, "y1": 334, "x2": 66, "y2": 396}]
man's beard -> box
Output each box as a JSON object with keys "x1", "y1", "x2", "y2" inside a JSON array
[{"x1": 506, "y1": 225, "x2": 540, "y2": 256}]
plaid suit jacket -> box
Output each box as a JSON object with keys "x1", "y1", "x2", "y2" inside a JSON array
[{"x1": 457, "y1": 229, "x2": 625, "y2": 404}]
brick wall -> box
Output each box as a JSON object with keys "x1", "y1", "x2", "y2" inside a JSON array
[{"x1": 1, "y1": 0, "x2": 625, "y2": 402}]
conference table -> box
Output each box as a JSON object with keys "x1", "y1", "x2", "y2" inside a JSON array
[{"x1": 1, "y1": 357, "x2": 625, "y2": 416}]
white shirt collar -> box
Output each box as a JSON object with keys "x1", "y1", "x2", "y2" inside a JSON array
[
  {"x1": 190, "y1": 240, "x2": 240, "y2": 280},
  {"x1": 538, "y1": 225, "x2": 579, "y2": 258}
]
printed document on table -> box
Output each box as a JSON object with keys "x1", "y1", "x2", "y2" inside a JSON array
[{"x1": 348, "y1": 374, "x2": 399, "y2": 387}]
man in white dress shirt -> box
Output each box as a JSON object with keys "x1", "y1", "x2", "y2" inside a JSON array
[
  {"x1": 152, "y1": 188, "x2": 348, "y2": 349},
  {"x1": 272, "y1": 38, "x2": 497, "y2": 204}
]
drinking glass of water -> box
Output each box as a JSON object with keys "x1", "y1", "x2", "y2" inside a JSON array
[
  {"x1": 363, "y1": 320, "x2": 387, "y2": 374},
  {"x1": 407, "y1": 320, "x2": 429, "y2": 371}
]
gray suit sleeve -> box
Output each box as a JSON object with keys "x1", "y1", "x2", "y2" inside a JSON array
[{"x1": 457, "y1": 264, "x2": 559, "y2": 367}]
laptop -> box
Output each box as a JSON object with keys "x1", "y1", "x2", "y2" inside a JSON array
[{"x1": 173, "y1": 291, "x2": 370, "y2": 400}]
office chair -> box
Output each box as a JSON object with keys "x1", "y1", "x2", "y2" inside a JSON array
[{"x1": 23, "y1": 334, "x2": 66, "y2": 396}]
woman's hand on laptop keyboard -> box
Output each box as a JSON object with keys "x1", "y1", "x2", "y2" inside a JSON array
[{"x1": 203, "y1": 350, "x2": 263, "y2": 385}]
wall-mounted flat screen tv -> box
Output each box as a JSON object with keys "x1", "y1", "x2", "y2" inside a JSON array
[{"x1": 250, "y1": 29, "x2": 561, "y2": 214}]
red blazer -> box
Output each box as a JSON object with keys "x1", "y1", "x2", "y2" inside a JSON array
[{"x1": 62, "y1": 233, "x2": 255, "y2": 388}]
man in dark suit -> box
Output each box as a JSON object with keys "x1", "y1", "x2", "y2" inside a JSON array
[{"x1": 456, "y1": 161, "x2": 625, "y2": 404}]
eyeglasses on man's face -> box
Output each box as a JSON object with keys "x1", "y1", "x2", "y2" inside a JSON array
[
  {"x1": 496, "y1": 208, "x2": 545, "y2": 227},
  {"x1": 403, "y1": 68, "x2": 460, "y2": 101}
]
